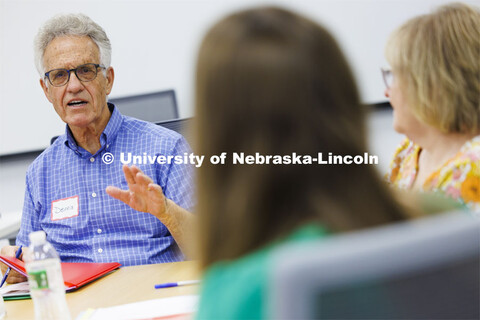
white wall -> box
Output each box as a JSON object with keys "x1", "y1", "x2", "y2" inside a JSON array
[{"x1": 1, "y1": 0, "x2": 477, "y2": 155}]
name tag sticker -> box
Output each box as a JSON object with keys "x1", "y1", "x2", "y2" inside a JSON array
[{"x1": 51, "y1": 196, "x2": 79, "y2": 221}]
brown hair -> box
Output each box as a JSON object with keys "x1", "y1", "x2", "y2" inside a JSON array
[
  {"x1": 385, "y1": 2, "x2": 480, "y2": 134},
  {"x1": 195, "y1": 7, "x2": 406, "y2": 267}
]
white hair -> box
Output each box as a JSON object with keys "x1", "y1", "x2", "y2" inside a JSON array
[{"x1": 34, "y1": 13, "x2": 111, "y2": 76}]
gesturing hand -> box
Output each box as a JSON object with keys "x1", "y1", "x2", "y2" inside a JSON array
[{"x1": 106, "y1": 165, "x2": 168, "y2": 219}]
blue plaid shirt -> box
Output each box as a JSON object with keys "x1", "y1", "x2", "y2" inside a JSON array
[{"x1": 16, "y1": 104, "x2": 194, "y2": 266}]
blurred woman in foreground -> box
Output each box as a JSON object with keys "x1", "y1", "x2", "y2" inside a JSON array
[
  {"x1": 194, "y1": 7, "x2": 408, "y2": 319},
  {"x1": 384, "y1": 3, "x2": 480, "y2": 212}
]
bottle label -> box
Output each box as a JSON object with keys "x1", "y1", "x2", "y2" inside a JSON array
[{"x1": 29, "y1": 270, "x2": 49, "y2": 290}]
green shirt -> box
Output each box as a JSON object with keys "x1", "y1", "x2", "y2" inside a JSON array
[{"x1": 195, "y1": 224, "x2": 328, "y2": 320}]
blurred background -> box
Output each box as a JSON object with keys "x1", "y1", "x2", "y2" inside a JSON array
[
  {"x1": 3, "y1": 0, "x2": 476, "y2": 155},
  {"x1": 0, "y1": 0, "x2": 478, "y2": 237}
]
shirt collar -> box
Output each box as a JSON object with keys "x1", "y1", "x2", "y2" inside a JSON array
[
  {"x1": 63, "y1": 103, "x2": 123, "y2": 153},
  {"x1": 102, "y1": 103, "x2": 123, "y2": 146}
]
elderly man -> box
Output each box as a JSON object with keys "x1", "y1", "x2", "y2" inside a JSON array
[{"x1": 1, "y1": 13, "x2": 195, "y2": 282}]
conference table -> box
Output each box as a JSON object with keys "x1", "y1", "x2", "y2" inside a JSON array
[{"x1": 4, "y1": 260, "x2": 201, "y2": 319}]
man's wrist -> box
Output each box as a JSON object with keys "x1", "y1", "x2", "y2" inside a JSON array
[
  {"x1": 157, "y1": 199, "x2": 175, "y2": 226},
  {"x1": 164, "y1": 197, "x2": 171, "y2": 215}
]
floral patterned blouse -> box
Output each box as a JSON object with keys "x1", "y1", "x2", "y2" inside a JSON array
[{"x1": 386, "y1": 135, "x2": 480, "y2": 213}]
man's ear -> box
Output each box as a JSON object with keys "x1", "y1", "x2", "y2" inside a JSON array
[
  {"x1": 105, "y1": 67, "x2": 114, "y2": 95},
  {"x1": 40, "y1": 78, "x2": 53, "y2": 104}
]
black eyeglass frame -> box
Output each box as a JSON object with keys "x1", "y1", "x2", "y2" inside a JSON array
[{"x1": 44, "y1": 63, "x2": 106, "y2": 87}]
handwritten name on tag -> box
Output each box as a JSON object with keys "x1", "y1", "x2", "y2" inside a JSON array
[{"x1": 51, "y1": 196, "x2": 79, "y2": 221}]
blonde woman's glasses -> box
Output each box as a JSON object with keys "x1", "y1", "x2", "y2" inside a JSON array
[{"x1": 381, "y1": 67, "x2": 394, "y2": 89}]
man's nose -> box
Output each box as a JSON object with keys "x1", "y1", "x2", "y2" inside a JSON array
[{"x1": 66, "y1": 72, "x2": 84, "y2": 92}]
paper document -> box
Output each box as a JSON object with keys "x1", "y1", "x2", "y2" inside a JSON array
[
  {"x1": 0, "y1": 281, "x2": 30, "y2": 299},
  {"x1": 0, "y1": 281, "x2": 74, "y2": 300},
  {"x1": 76, "y1": 294, "x2": 199, "y2": 320}
]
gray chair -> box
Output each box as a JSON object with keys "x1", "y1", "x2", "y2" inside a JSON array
[
  {"x1": 109, "y1": 89, "x2": 179, "y2": 123},
  {"x1": 156, "y1": 117, "x2": 194, "y2": 149},
  {"x1": 269, "y1": 212, "x2": 480, "y2": 319}
]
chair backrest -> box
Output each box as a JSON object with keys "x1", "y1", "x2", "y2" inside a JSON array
[
  {"x1": 156, "y1": 117, "x2": 195, "y2": 149},
  {"x1": 269, "y1": 212, "x2": 480, "y2": 319},
  {"x1": 109, "y1": 90, "x2": 179, "y2": 123}
]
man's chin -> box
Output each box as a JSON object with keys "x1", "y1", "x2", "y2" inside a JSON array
[{"x1": 64, "y1": 116, "x2": 94, "y2": 129}]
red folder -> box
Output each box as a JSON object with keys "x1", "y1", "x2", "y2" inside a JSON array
[{"x1": 0, "y1": 255, "x2": 121, "y2": 291}]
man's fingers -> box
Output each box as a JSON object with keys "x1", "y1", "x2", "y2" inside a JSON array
[
  {"x1": 129, "y1": 165, "x2": 144, "y2": 182},
  {"x1": 130, "y1": 165, "x2": 143, "y2": 174},
  {"x1": 1, "y1": 245, "x2": 21, "y2": 274},
  {"x1": 1, "y1": 245, "x2": 19, "y2": 257},
  {"x1": 0, "y1": 263, "x2": 7, "y2": 274},
  {"x1": 106, "y1": 186, "x2": 131, "y2": 203},
  {"x1": 147, "y1": 183, "x2": 166, "y2": 209},
  {"x1": 1, "y1": 245, "x2": 27, "y2": 284},
  {"x1": 123, "y1": 164, "x2": 136, "y2": 186},
  {"x1": 148, "y1": 183, "x2": 164, "y2": 196},
  {"x1": 6, "y1": 270, "x2": 27, "y2": 284},
  {"x1": 136, "y1": 172, "x2": 154, "y2": 188},
  {"x1": 111, "y1": 166, "x2": 159, "y2": 213}
]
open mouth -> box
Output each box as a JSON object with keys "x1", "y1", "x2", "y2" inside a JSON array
[{"x1": 67, "y1": 100, "x2": 87, "y2": 107}]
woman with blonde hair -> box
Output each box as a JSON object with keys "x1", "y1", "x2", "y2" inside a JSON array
[{"x1": 384, "y1": 3, "x2": 480, "y2": 212}]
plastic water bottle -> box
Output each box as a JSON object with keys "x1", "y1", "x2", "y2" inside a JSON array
[{"x1": 24, "y1": 231, "x2": 71, "y2": 320}]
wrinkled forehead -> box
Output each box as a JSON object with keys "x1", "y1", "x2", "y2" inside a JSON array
[{"x1": 43, "y1": 35, "x2": 100, "y2": 71}]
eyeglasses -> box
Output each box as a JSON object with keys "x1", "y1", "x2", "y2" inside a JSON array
[
  {"x1": 381, "y1": 67, "x2": 394, "y2": 89},
  {"x1": 44, "y1": 63, "x2": 105, "y2": 87}
]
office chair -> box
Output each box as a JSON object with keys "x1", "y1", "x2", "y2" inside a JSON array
[
  {"x1": 269, "y1": 211, "x2": 480, "y2": 319},
  {"x1": 156, "y1": 117, "x2": 194, "y2": 149},
  {"x1": 108, "y1": 90, "x2": 179, "y2": 123}
]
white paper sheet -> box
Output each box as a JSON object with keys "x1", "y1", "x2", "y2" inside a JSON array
[
  {"x1": 0, "y1": 281, "x2": 30, "y2": 298},
  {"x1": 76, "y1": 295, "x2": 199, "y2": 320}
]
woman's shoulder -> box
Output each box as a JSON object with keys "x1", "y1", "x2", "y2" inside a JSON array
[
  {"x1": 436, "y1": 135, "x2": 480, "y2": 182},
  {"x1": 432, "y1": 136, "x2": 480, "y2": 210},
  {"x1": 196, "y1": 242, "x2": 273, "y2": 320},
  {"x1": 196, "y1": 224, "x2": 327, "y2": 320},
  {"x1": 457, "y1": 135, "x2": 480, "y2": 163}
]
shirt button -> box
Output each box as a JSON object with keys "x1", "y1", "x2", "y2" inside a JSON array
[
  {"x1": 92, "y1": 192, "x2": 97, "y2": 198},
  {"x1": 98, "y1": 248, "x2": 103, "y2": 253},
  {"x1": 90, "y1": 157, "x2": 95, "y2": 163},
  {"x1": 97, "y1": 228, "x2": 102, "y2": 234},
  {"x1": 106, "y1": 144, "x2": 110, "y2": 149}
]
